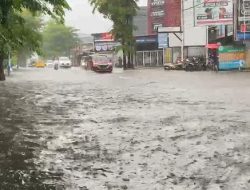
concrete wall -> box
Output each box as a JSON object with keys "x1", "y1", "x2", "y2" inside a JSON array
[
  {"x1": 187, "y1": 47, "x2": 206, "y2": 56},
  {"x1": 169, "y1": 33, "x2": 182, "y2": 47}
]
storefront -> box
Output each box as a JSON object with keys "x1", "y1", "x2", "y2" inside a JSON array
[
  {"x1": 135, "y1": 35, "x2": 158, "y2": 51},
  {"x1": 135, "y1": 35, "x2": 163, "y2": 67}
]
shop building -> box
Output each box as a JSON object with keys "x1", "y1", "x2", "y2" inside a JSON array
[
  {"x1": 166, "y1": 0, "x2": 206, "y2": 63},
  {"x1": 133, "y1": 5, "x2": 163, "y2": 67}
]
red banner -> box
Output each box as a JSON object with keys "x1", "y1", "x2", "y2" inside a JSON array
[
  {"x1": 148, "y1": 0, "x2": 181, "y2": 34},
  {"x1": 92, "y1": 33, "x2": 114, "y2": 41}
]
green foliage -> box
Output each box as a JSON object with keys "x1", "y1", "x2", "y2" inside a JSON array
[
  {"x1": 89, "y1": 0, "x2": 138, "y2": 54},
  {"x1": 15, "y1": 11, "x2": 43, "y2": 66},
  {"x1": 18, "y1": 11, "x2": 43, "y2": 51},
  {"x1": 0, "y1": 10, "x2": 43, "y2": 67},
  {"x1": 0, "y1": 0, "x2": 70, "y2": 25},
  {"x1": 42, "y1": 21, "x2": 80, "y2": 58},
  {"x1": 0, "y1": 0, "x2": 70, "y2": 80},
  {"x1": 89, "y1": 0, "x2": 138, "y2": 35},
  {"x1": 0, "y1": 0, "x2": 70, "y2": 54}
]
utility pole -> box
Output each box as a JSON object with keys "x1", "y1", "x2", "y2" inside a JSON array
[
  {"x1": 181, "y1": 0, "x2": 184, "y2": 61},
  {"x1": 206, "y1": 26, "x2": 209, "y2": 66}
]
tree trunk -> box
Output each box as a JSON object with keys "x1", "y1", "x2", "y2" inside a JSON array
[
  {"x1": 129, "y1": 52, "x2": 134, "y2": 69},
  {"x1": 0, "y1": 52, "x2": 5, "y2": 81},
  {"x1": 123, "y1": 51, "x2": 127, "y2": 70},
  {"x1": 131, "y1": 53, "x2": 134, "y2": 68},
  {"x1": 127, "y1": 52, "x2": 131, "y2": 68}
]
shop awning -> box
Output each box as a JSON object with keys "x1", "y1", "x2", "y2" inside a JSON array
[{"x1": 206, "y1": 43, "x2": 220, "y2": 49}]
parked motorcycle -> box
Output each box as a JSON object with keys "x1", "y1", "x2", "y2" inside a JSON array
[
  {"x1": 164, "y1": 63, "x2": 176, "y2": 70},
  {"x1": 193, "y1": 56, "x2": 206, "y2": 71},
  {"x1": 184, "y1": 57, "x2": 195, "y2": 71},
  {"x1": 185, "y1": 56, "x2": 206, "y2": 71},
  {"x1": 164, "y1": 57, "x2": 184, "y2": 70}
]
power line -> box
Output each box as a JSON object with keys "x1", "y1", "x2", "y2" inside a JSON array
[{"x1": 184, "y1": 2, "x2": 204, "y2": 11}]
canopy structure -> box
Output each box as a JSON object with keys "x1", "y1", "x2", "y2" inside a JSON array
[{"x1": 206, "y1": 43, "x2": 220, "y2": 49}]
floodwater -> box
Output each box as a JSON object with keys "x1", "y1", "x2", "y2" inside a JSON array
[{"x1": 0, "y1": 68, "x2": 250, "y2": 190}]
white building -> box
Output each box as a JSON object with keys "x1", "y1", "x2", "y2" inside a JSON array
[{"x1": 168, "y1": 0, "x2": 207, "y2": 62}]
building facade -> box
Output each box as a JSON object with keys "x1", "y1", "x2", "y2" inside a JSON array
[
  {"x1": 167, "y1": 0, "x2": 206, "y2": 62},
  {"x1": 133, "y1": 6, "x2": 163, "y2": 67},
  {"x1": 133, "y1": 6, "x2": 148, "y2": 37}
]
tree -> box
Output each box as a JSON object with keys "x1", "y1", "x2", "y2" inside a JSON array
[
  {"x1": 42, "y1": 21, "x2": 80, "y2": 59},
  {"x1": 0, "y1": 0, "x2": 70, "y2": 81},
  {"x1": 16, "y1": 11, "x2": 43, "y2": 67},
  {"x1": 89, "y1": 0, "x2": 138, "y2": 69},
  {"x1": 0, "y1": 13, "x2": 36, "y2": 80}
]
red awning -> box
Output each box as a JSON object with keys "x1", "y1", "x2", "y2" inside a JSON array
[{"x1": 206, "y1": 43, "x2": 220, "y2": 49}]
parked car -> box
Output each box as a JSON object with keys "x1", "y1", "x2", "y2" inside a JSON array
[
  {"x1": 46, "y1": 60, "x2": 54, "y2": 68},
  {"x1": 59, "y1": 57, "x2": 72, "y2": 68},
  {"x1": 91, "y1": 55, "x2": 113, "y2": 73},
  {"x1": 35, "y1": 60, "x2": 46, "y2": 68}
]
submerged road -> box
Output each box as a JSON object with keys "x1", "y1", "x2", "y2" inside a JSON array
[{"x1": 0, "y1": 68, "x2": 250, "y2": 190}]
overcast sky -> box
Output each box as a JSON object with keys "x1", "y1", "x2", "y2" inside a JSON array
[{"x1": 65, "y1": 0, "x2": 148, "y2": 34}]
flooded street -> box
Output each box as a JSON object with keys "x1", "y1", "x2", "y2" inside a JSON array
[{"x1": 1, "y1": 68, "x2": 250, "y2": 190}]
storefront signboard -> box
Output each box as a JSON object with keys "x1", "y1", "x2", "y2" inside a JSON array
[
  {"x1": 136, "y1": 35, "x2": 158, "y2": 44},
  {"x1": 194, "y1": 0, "x2": 233, "y2": 26},
  {"x1": 94, "y1": 42, "x2": 120, "y2": 52},
  {"x1": 219, "y1": 46, "x2": 246, "y2": 70},
  {"x1": 235, "y1": 0, "x2": 250, "y2": 40},
  {"x1": 158, "y1": 33, "x2": 168, "y2": 48}
]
